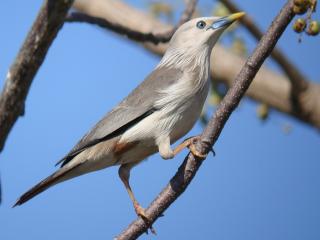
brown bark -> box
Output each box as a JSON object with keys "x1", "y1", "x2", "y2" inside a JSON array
[
  {"x1": 0, "y1": 0, "x2": 74, "y2": 152},
  {"x1": 66, "y1": 0, "x2": 197, "y2": 44},
  {"x1": 220, "y1": 0, "x2": 308, "y2": 94}
]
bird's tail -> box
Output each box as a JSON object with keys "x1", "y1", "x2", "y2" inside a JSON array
[{"x1": 13, "y1": 165, "x2": 78, "y2": 207}]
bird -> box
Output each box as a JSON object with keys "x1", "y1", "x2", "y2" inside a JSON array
[{"x1": 14, "y1": 13, "x2": 245, "y2": 220}]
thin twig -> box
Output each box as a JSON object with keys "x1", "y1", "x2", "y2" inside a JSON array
[
  {"x1": 66, "y1": 0, "x2": 198, "y2": 44},
  {"x1": 0, "y1": 0, "x2": 74, "y2": 152},
  {"x1": 219, "y1": 0, "x2": 308, "y2": 96},
  {"x1": 116, "y1": 1, "x2": 295, "y2": 239}
]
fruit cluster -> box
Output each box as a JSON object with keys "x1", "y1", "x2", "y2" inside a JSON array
[{"x1": 292, "y1": 0, "x2": 319, "y2": 36}]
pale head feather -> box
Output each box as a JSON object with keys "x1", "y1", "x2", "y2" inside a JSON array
[{"x1": 157, "y1": 17, "x2": 226, "y2": 73}]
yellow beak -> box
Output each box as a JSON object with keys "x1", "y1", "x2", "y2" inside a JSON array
[
  {"x1": 210, "y1": 12, "x2": 245, "y2": 29},
  {"x1": 226, "y1": 12, "x2": 246, "y2": 22}
]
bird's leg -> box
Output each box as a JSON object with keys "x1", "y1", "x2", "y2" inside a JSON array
[
  {"x1": 118, "y1": 163, "x2": 148, "y2": 221},
  {"x1": 173, "y1": 136, "x2": 213, "y2": 159},
  {"x1": 118, "y1": 164, "x2": 157, "y2": 234},
  {"x1": 158, "y1": 136, "x2": 174, "y2": 160}
]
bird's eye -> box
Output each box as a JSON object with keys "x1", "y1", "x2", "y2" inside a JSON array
[{"x1": 196, "y1": 20, "x2": 206, "y2": 29}]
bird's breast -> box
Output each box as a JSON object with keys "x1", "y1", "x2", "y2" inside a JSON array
[
  {"x1": 120, "y1": 72, "x2": 210, "y2": 146},
  {"x1": 156, "y1": 74, "x2": 210, "y2": 143},
  {"x1": 169, "y1": 84, "x2": 209, "y2": 143}
]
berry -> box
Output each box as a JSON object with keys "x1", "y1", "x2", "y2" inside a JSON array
[
  {"x1": 293, "y1": 4, "x2": 309, "y2": 14},
  {"x1": 306, "y1": 20, "x2": 320, "y2": 36},
  {"x1": 294, "y1": 0, "x2": 311, "y2": 7},
  {"x1": 293, "y1": 18, "x2": 307, "y2": 32}
]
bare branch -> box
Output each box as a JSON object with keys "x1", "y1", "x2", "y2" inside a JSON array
[
  {"x1": 66, "y1": 0, "x2": 198, "y2": 44},
  {"x1": 116, "y1": 1, "x2": 295, "y2": 239},
  {"x1": 202, "y1": 1, "x2": 295, "y2": 144},
  {"x1": 219, "y1": 0, "x2": 308, "y2": 96},
  {"x1": 0, "y1": 0, "x2": 74, "y2": 152}
]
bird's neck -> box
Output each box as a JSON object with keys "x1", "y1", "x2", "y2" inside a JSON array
[{"x1": 157, "y1": 46, "x2": 211, "y2": 82}]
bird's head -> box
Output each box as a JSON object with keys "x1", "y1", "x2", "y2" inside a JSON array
[
  {"x1": 159, "y1": 12, "x2": 245, "y2": 70},
  {"x1": 170, "y1": 12, "x2": 245, "y2": 50}
]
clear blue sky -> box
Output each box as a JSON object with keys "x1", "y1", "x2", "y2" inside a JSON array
[{"x1": 1, "y1": 0, "x2": 319, "y2": 239}]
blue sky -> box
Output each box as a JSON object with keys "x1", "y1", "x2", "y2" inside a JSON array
[{"x1": 1, "y1": 0, "x2": 319, "y2": 239}]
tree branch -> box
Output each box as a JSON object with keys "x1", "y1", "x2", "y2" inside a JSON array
[
  {"x1": 0, "y1": 0, "x2": 74, "y2": 153},
  {"x1": 116, "y1": 1, "x2": 295, "y2": 239},
  {"x1": 219, "y1": 0, "x2": 308, "y2": 100},
  {"x1": 66, "y1": 0, "x2": 198, "y2": 44},
  {"x1": 70, "y1": 0, "x2": 320, "y2": 129}
]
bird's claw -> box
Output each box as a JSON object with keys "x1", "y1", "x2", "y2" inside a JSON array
[
  {"x1": 134, "y1": 204, "x2": 148, "y2": 219},
  {"x1": 186, "y1": 136, "x2": 206, "y2": 159},
  {"x1": 186, "y1": 136, "x2": 216, "y2": 159},
  {"x1": 189, "y1": 142, "x2": 207, "y2": 159},
  {"x1": 209, "y1": 147, "x2": 216, "y2": 157},
  {"x1": 134, "y1": 203, "x2": 157, "y2": 235}
]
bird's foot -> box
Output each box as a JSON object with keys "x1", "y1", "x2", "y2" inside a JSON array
[
  {"x1": 181, "y1": 136, "x2": 215, "y2": 159},
  {"x1": 134, "y1": 203, "x2": 157, "y2": 235},
  {"x1": 134, "y1": 203, "x2": 148, "y2": 220},
  {"x1": 187, "y1": 136, "x2": 207, "y2": 159}
]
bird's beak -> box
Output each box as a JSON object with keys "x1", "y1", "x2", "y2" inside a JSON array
[{"x1": 209, "y1": 12, "x2": 245, "y2": 30}]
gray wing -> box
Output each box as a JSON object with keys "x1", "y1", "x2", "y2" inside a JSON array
[{"x1": 57, "y1": 67, "x2": 182, "y2": 166}]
